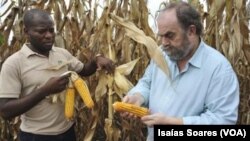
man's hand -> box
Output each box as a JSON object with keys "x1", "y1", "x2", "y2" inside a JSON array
[
  {"x1": 95, "y1": 55, "x2": 115, "y2": 74},
  {"x1": 141, "y1": 113, "x2": 183, "y2": 127},
  {"x1": 120, "y1": 93, "x2": 145, "y2": 118},
  {"x1": 41, "y1": 74, "x2": 70, "y2": 96}
]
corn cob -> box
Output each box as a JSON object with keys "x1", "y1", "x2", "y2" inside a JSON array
[
  {"x1": 113, "y1": 102, "x2": 149, "y2": 117},
  {"x1": 71, "y1": 73, "x2": 94, "y2": 108},
  {"x1": 64, "y1": 80, "x2": 75, "y2": 120}
]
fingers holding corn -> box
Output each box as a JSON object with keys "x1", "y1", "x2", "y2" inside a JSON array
[{"x1": 113, "y1": 102, "x2": 149, "y2": 118}]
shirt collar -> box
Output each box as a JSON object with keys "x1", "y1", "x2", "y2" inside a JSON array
[
  {"x1": 188, "y1": 41, "x2": 205, "y2": 69},
  {"x1": 20, "y1": 43, "x2": 55, "y2": 58}
]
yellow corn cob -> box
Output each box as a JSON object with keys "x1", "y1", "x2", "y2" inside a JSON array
[
  {"x1": 113, "y1": 102, "x2": 149, "y2": 117},
  {"x1": 64, "y1": 81, "x2": 75, "y2": 119},
  {"x1": 71, "y1": 73, "x2": 94, "y2": 108},
  {"x1": 64, "y1": 80, "x2": 75, "y2": 120}
]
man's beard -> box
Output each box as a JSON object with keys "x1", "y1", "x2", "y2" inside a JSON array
[
  {"x1": 30, "y1": 40, "x2": 53, "y2": 54},
  {"x1": 164, "y1": 35, "x2": 192, "y2": 61}
]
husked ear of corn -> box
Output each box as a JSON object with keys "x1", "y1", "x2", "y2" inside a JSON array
[
  {"x1": 113, "y1": 102, "x2": 149, "y2": 117},
  {"x1": 71, "y1": 73, "x2": 94, "y2": 108},
  {"x1": 64, "y1": 80, "x2": 75, "y2": 120}
]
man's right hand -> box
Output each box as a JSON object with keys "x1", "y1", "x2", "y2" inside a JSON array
[
  {"x1": 41, "y1": 74, "x2": 70, "y2": 96},
  {"x1": 120, "y1": 93, "x2": 145, "y2": 118}
]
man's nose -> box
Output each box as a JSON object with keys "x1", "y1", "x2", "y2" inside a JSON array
[{"x1": 44, "y1": 31, "x2": 54, "y2": 38}]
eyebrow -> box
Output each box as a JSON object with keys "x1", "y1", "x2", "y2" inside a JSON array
[{"x1": 157, "y1": 31, "x2": 174, "y2": 36}]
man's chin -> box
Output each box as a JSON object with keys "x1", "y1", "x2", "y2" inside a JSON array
[
  {"x1": 44, "y1": 45, "x2": 53, "y2": 51},
  {"x1": 39, "y1": 45, "x2": 52, "y2": 53},
  {"x1": 168, "y1": 54, "x2": 181, "y2": 61}
]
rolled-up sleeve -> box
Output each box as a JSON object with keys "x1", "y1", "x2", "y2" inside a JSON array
[{"x1": 0, "y1": 62, "x2": 21, "y2": 98}]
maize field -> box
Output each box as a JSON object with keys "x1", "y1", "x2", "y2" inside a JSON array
[{"x1": 0, "y1": 0, "x2": 250, "y2": 141}]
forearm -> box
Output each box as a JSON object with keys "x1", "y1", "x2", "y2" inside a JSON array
[
  {"x1": 128, "y1": 89, "x2": 149, "y2": 106},
  {"x1": 165, "y1": 116, "x2": 183, "y2": 125},
  {"x1": 79, "y1": 59, "x2": 97, "y2": 76},
  {"x1": 141, "y1": 113, "x2": 183, "y2": 126},
  {"x1": 132, "y1": 93, "x2": 146, "y2": 106},
  {"x1": 0, "y1": 87, "x2": 47, "y2": 120}
]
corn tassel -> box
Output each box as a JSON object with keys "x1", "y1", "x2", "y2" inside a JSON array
[
  {"x1": 71, "y1": 73, "x2": 94, "y2": 108},
  {"x1": 64, "y1": 80, "x2": 75, "y2": 120},
  {"x1": 113, "y1": 102, "x2": 149, "y2": 117}
]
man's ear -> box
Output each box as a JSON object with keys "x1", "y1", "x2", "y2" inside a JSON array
[
  {"x1": 24, "y1": 27, "x2": 28, "y2": 34},
  {"x1": 188, "y1": 25, "x2": 196, "y2": 35}
]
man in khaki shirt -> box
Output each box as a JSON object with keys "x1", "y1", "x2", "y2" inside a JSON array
[{"x1": 0, "y1": 9, "x2": 114, "y2": 141}]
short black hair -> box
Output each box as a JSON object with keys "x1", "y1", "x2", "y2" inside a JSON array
[
  {"x1": 23, "y1": 8, "x2": 51, "y2": 27},
  {"x1": 159, "y1": 1, "x2": 203, "y2": 36}
]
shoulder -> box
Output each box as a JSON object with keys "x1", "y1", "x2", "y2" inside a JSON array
[
  {"x1": 2, "y1": 51, "x2": 23, "y2": 67},
  {"x1": 203, "y1": 43, "x2": 231, "y2": 67},
  {"x1": 0, "y1": 51, "x2": 24, "y2": 75},
  {"x1": 202, "y1": 43, "x2": 235, "y2": 76}
]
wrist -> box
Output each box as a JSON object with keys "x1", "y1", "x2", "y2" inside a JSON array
[
  {"x1": 95, "y1": 53, "x2": 102, "y2": 60},
  {"x1": 134, "y1": 93, "x2": 145, "y2": 106},
  {"x1": 35, "y1": 86, "x2": 48, "y2": 99}
]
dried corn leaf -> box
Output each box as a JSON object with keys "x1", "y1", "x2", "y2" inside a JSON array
[
  {"x1": 110, "y1": 14, "x2": 171, "y2": 79},
  {"x1": 121, "y1": 0, "x2": 129, "y2": 17},
  {"x1": 209, "y1": 0, "x2": 225, "y2": 18},
  {"x1": 57, "y1": 16, "x2": 67, "y2": 33},
  {"x1": 32, "y1": 0, "x2": 48, "y2": 8},
  {"x1": 64, "y1": 18, "x2": 72, "y2": 50},
  {"x1": 114, "y1": 71, "x2": 133, "y2": 94},
  {"x1": 83, "y1": 114, "x2": 98, "y2": 141},
  {"x1": 138, "y1": 0, "x2": 155, "y2": 39},
  {"x1": 58, "y1": 0, "x2": 67, "y2": 15},
  {"x1": 12, "y1": 19, "x2": 22, "y2": 41},
  {"x1": 104, "y1": 118, "x2": 120, "y2": 141},
  {"x1": 95, "y1": 72, "x2": 109, "y2": 102},
  {"x1": 225, "y1": 0, "x2": 233, "y2": 23},
  {"x1": 54, "y1": 34, "x2": 66, "y2": 48},
  {"x1": 121, "y1": 37, "x2": 132, "y2": 63},
  {"x1": 53, "y1": 1, "x2": 62, "y2": 30},
  {"x1": 66, "y1": 0, "x2": 74, "y2": 14},
  {"x1": 116, "y1": 58, "x2": 140, "y2": 75},
  {"x1": 130, "y1": 0, "x2": 140, "y2": 23},
  {"x1": 235, "y1": 0, "x2": 243, "y2": 10},
  {"x1": 109, "y1": 0, "x2": 117, "y2": 13},
  {"x1": 0, "y1": 1, "x2": 15, "y2": 17}
]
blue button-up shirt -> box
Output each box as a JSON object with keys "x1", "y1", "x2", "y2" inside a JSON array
[{"x1": 128, "y1": 41, "x2": 239, "y2": 140}]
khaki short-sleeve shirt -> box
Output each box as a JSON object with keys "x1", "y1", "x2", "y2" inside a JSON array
[{"x1": 0, "y1": 44, "x2": 84, "y2": 135}]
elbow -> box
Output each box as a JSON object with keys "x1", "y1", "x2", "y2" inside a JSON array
[
  {"x1": 216, "y1": 114, "x2": 238, "y2": 125},
  {"x1": 0, "y1": 99, "x2": 17, "y2": 120},
  {"x1": 0, "y1": 110, "x2": 14, "y2": 120},
  {"x1": 0, "y1": 113, "x2": 14, "y2": 121},
  {"x1": 0, "y1": 115, "x2": 12, "y2": 121}
]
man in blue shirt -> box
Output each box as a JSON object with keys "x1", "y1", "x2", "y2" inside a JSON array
[{"x1": 121, "y1": 1, "x2": 239, "y2": 140}]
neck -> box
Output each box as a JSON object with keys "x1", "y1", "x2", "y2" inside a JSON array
[{"x1": 27, "y1": 44, "x2": 50, "y2": 57}]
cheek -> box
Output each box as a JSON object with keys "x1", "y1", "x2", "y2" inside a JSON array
[
  {"x1": 171, "y1": 37, "x2": 183, "y2": 47},
  {"x1": 29, "y1": 37, "x2": 43, "y2": 47},
  {"x1": 175, "y1": 34, "x2": 188, "y2": 46},
  {"x1": 30, "y1": 34, "x2": 42, "y2": 42}
]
